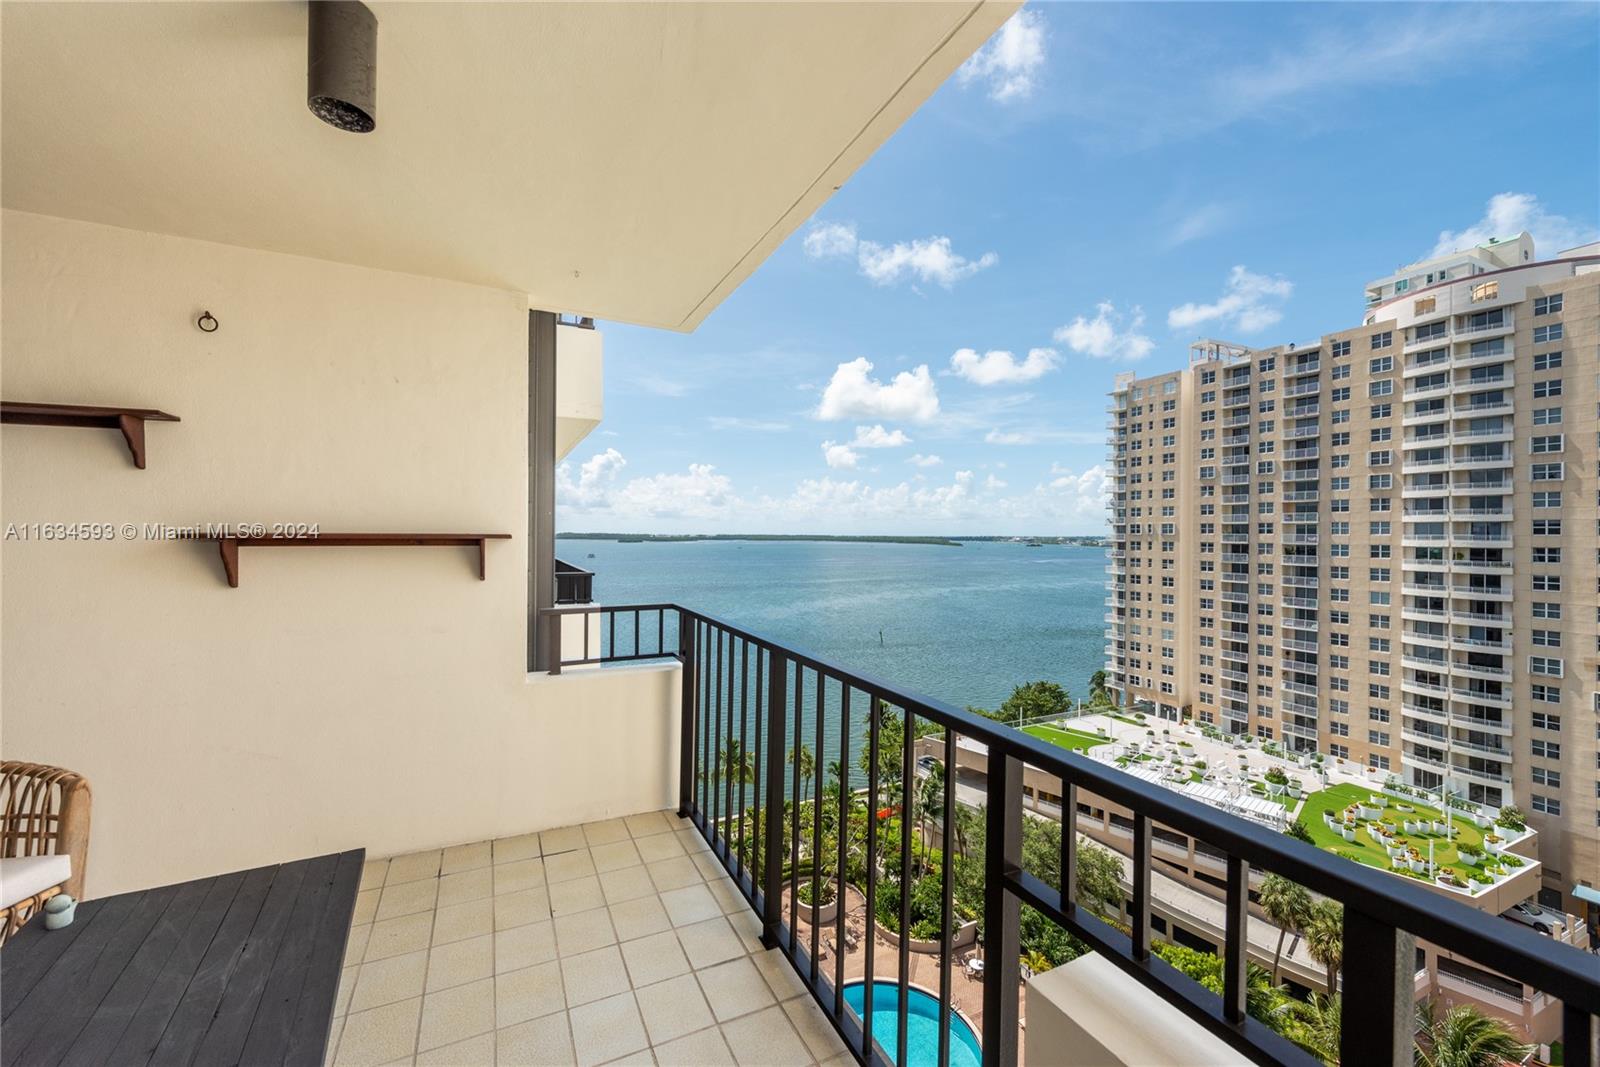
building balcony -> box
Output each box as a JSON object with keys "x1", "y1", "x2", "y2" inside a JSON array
[
  {"x1": 1284, "y1": 424, "x2": 1321, "y2": 440},
  {"x1": 1451, "y1": 686, "x2": 1512, "y2": 708},
  {"x1": 1284, "y1": 380, "x2": 1321, "y2": 397},
  {"x1": 1449, "y1": 557, "x2": 1512, "y2": 572},
  {"x1": 1223, "y1": 412, "x2": 1251, "y2": 428},
  {"x1": 1283, "y1": 358, "x2": 1321, "y2": 377},
  {"x1": 1450, "y1": 659, "x2": 1511, "y2": 681},
  {"x1": 1453, "y1": 400, "x2": 1514, "y2": 417}
]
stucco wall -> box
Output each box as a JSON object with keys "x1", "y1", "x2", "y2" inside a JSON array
[{"x1": 1, "y1": 210, "x2": 678, "y2": 896}]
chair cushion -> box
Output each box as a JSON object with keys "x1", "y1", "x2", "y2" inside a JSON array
[{"x1": 0, "y1": 854, "x2": 71, "y2": 909}]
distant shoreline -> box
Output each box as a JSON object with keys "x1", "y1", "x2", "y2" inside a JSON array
[{"x1": 557, "y1": 533, "x2": 1109, "y2": 548}]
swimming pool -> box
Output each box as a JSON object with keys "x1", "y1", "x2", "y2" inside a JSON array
[{"x1": 841, "y1": 980, "x2": 981, "y2": 1067}]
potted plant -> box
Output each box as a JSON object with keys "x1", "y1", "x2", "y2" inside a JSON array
[
  {"x1": 1484, "y1": 833, "x2": 1504, "y2": 856},
  {"x1": 1457, "y1": 843, "x2": 1482, "y2": 867},
  {"x1": 1286, "y1": 777, "x2": 1302, "y2": 799}
]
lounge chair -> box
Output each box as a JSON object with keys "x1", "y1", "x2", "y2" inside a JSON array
[{"x1": 0, "y1": 761, "x2": 91, "y2": 941}]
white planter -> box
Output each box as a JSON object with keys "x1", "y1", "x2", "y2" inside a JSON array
[
  {"x1": 1341, "y1": 827, "x2": 1356, "y2": 842},
  {"x1": 1268, "y1": 783, "x2": 1285, "y2": 796},
  {"x1": 1403, "y1": 820, "x2": 1419, "y2": 834},
  {"x1": 1408, "y1": 858, "x2": 1425, "y2": 873},
  {"x1": 1485, "y1": 839, "x2": 1504, "y2": 855},
  {"x1": 1458, "y1": 852, "x2": 1479, "y2": 867},
  {"x1": 1368, "y1": 795, "x2": 1387, "y2": 808},
  {"x1": 795, "y1": 880, "x2": 841, "y2": 926},
  {"x1": 1287, "y1": 784, "x2": 1301, "y2": 799}
]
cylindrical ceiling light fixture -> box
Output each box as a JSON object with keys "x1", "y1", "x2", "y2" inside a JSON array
[{"x1": 307, "y1": 0, "x2": 377, "y2": 133}]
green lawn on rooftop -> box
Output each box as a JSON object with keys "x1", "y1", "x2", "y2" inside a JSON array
[
  {"x1": 1297, "y1": 782, "x2": 1500, "y2": 887},
  {"x1": 1022, "y1": 723, "x2": 1109, "y2": 754}
]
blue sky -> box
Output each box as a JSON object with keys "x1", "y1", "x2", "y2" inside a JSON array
[{"x1": 559, "y1": 2, "x2": 1599, "y2": 536}]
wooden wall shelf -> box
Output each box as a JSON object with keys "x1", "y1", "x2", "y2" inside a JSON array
[
  {"x1": 181, "y1": 532, "x2": 512, "y2": 587},
  {"x1": 1, "y1": 401, "x2": 180, "y2": 469}
]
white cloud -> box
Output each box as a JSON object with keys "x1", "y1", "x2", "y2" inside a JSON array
[
  {"x1": 1053, "y1": 302, "x2": 1155, "y2": 361},
  {"x1": 851, "y1": 425, "x2": 911, "y2": 449},
  {"x1": 1042, "y1": 463, "x2": 1112, "y2": 519},
  {"x1": 815, "y1": 358, "x2": 940, "y2": 423},
  {"x1": 557, "y1": 448, "x2": 627, "y2": 507},
  {"x1": 821, "y1": 441, "x2": 859, "y2": 469},
  {"x1": 857, "y1": 237, "x2": 998, "y2": 289},
  {"x1": 631, "y1": 374, "x2": 690, "y2": 397},
  {"x1": 1166, "y1": 202, "x2": 1232, "y2": 248},
  {"x1": 948, "y1": 347, "x2": 1060, "y2": 386},
  {"x1": 708, "y1": 416, "x2": 790, "y2": 432},
  {"x1": 1167, "y1": 266, "x2": 1292, "y2": 334},
  {"x1": 907, "y1": 453, "x2": 942, "y2": 468},
  {"x1": 1428, "y1": 192, "x2": 1598, "y2": 259},
  {"x1": 984, "y1": 474, "x2": 1008, "y2": 491},
  {"x1": 985, "y1": 430, "x2": 1031, "y2": 445},
  {"x1": 802, "y1": 221, "x2": 858, "y2": 259},
  {"x1": 958, "y1": 8, "x2": 1047, "y2": 102}
]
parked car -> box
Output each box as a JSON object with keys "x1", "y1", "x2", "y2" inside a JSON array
[{"x1": 1502, "y1": 901, "x2": 1564, "y2": 936}]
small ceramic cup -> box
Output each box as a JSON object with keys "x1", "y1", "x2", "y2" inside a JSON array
[{"x1": 43, "y1": 893, "x2": 76, "y2": 930}]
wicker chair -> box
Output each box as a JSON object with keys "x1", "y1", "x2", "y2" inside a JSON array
[{"x1": 0, "y1": 761, "x2": 91, "y2": 940}]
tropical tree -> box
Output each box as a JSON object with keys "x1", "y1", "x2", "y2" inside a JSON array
[
  {"x1": 1414, "y1": 1001, "x2": 1532, "y2": 1067},
  {"x1": 1259, "y1": 874, "x2": 1314, "y2": 984},
  {"x1": 789, "y1": 743, "x2": 815, "y2": 798},
  {"x1": 917, "y1": 760, "x2": 945, "y2": 868},
  {"x1": 1088, "y1": 669, "x2": 1109, "y2": 705},
  {"x1": 1284, "y1": 818, "x2": 1314, "y2": 844},
  {"x1": 1303, "y1": 899, "x2": 1344, "y2": 995},
  {"x1": 998, "y1": 681, "x2": 1072, "y2": 725},
  {"x1": 1287, "y1": 992, "x2": 1341, "y2": 1064}
]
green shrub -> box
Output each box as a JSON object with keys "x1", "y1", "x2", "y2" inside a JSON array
[{"x1": 1495, "y1": 806, "x2": 1526, "y2": 831}]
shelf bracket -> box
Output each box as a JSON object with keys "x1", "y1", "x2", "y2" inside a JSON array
[
  {"x1": 116, "y1": 414, "x2": 147, "y2": 469},
  {"x1": 218, "y1": 538, "x2": 240, "y2": 588}
]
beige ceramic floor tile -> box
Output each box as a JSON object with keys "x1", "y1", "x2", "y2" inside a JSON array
[
  {"x1": 677, "y1": 917, "x2": 745, "y2": 970},
  {"x1": 554, "y1": 907, "x2": 618, "y2": 957},
  {"x1": 425, "y1": 934, "x2": 493, "y2": 994},
  {"x1": 726, "y1": 910, "x2": 763, "y2": 954},
  {"x1": 695, "y1": 957, "x2": 774, "y2": 1022},
  {"x1": 376, "y1": 879, "x2": 439, "y2": 923},
  {"x1": 582, "y1": 819, "x2": 631, "y2": 847},
  {"x1": 560, "y1": 945, "x2": 631, "y2": 1007},
  {"x1": 658, "y1": 884, "x2": 721, "y2": 928},
  {"x1": 653, "y1": 1027, "x2": 736, "y2": 1067},
  {"x1": 366, "y1": 913, "x2": 433, "y2": 963},
  {"x1": 705, "y1": 876, "x2": 747, "y2": 915},
  {"x1": 415, "y1": 1031, "x2": 493, "y2": 1066},
  {"x1": 437, "y1": 867, "x2": 494, "y2": 908},
  {"x1": 750, "y1": 950, "x2": 808, "y2": 1002},
  {"x1": 782, "y1": 997, "x2": 847, "y2": 1062},
  {"x1": 673, "y1": 829, "x2": 710, "y2": 854},
  {"x1": 334, "y1": 996, "x2": 421, "y2": 1066},
  {"x1": 645, "y1": 858, "x2": 702, "y2": 893},
  {"x1": 719, "y1": 1006, "x2": 812, "y2": 1067},
  {"x1": 540, "y1": 825, "x2": 588, "y2": 856},
  {"x1": 352, "y1": 888, "x2": 380, "y2": 926},
  {"x1": 549, "y1": 876, "x2": 606, "y2": 917},
  {"x1": 619, "y1": 930, "x2": 690, "y2": 987},
  {"x1": 345, "y1": 925, "x2": 372, "y2": 967},
  {"x1": 495, "y1": 888, "x2": 552, "y2": 931},
  {"x1": 440, "y1": 841, "x2": 492, "y2": 876},
  {"x1": 635, "y1": 834, "x2": 686, "y2": 864},
  {"x1": 336, "y1": 965, "x2": 358, "y2": 1018},
  {"x1": 350, "y1": 950, "x2": 429, "y2": 1014},
  {"x1": 324, "y1": 1016, "x2": 344, "y2": 1067},
  {"x1": 360, "y1": 859, "x2": 390, "y2": 893},
  {"x1": 600, "y1": 867, "x2": 657, "y2": 906},
  {"x1": 497, "y1": 1012, "x2": 576, "y2": 1067},
  {"x1": 496, "y1": 920, "x2": 558, "y2": 973},
  {"x1": 494, "y1": 833, "x2": 542, "y2": 865},
  {"x1": 623, "y1": 811, "x2": 674, "y2": 839},
  {"x1": 568, "y1": 992, "x2": 648, "y2": 1067},
  {"x1": 633, "y1": 973, "x2": 714, "y2": 1046},
  {"x1": 598, "y1": 1051, "x2": 654, "y2": 1066},
  {"x1": 495, "y1": 858, "x2": 547, "y2": 895},
  {"x1": 545, "y1": 850, "x2": 598, "y2": 884},
  {"x1": 688, "y1": 851, "x2": 727, "y2": 882},
  {"x1": 386, "y1": 850, "x2": 442, "y2": 886},
  {"x1": 608, "y1": 897, "x2": 672, "y2": 943},
  {"x1": 590, "y1": 841, "x2": 642, "y2": 873},
  {"x1": 496, "y1": 960, "x2": 566, "y2": 1028},
  {"x1": 417, "y1": 976, "x2": 495, "y2": 1053},
  {"x1": 432, "y1": 898, "x2": 494, "y2": 946}
]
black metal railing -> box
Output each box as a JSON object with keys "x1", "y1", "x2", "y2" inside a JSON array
[
  {"x1": 542, "y1": 604, "x2": 1599, "y2": 1067},
  {"x1": 553, "y1": 558, "x2": 594, "y2": 605}
]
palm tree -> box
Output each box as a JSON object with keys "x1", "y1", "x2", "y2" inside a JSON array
[
  {"x1": 1414, "y1": 1001, "x2": 1532, "y2": 1067},
  {"x1": 917, "y1": 761, "x2": 946, "y2": 870},
  {"x1": 789, "y1": 743, "x2": 815, "y2": 798},
  {"x1": 1259, "y1": 874, "x2": 1314, "y2": 984},
  {"x1": 1287, "y1": 993, "x2": 1341, "y2": 1065},
  {"x1": 1303, "y1": 899, "x2": 1344, "y2": 995}
]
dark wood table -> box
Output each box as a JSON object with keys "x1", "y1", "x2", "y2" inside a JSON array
[{"x1": 1, "y1": 850, "x2": 364, "y2": 1067}]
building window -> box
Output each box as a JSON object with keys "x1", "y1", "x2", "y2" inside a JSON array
[
  {"x1": 1532, "y1": 293, "x2": 1563, "y2": 315},
  {"x1": 1531, "y1": 434, "x2": 1563, "y2": 454},
  {"x1": 1331, "y1": 340, "x2": 1351, "y2": 358},
  {"x1": 1531, "y1": 684, "x2": 1560, "y2": 703},
  {"x1": 1531, "y1": 795, "x2": 1561, "y2": 816},
  {"x1": 1370, "y1": 331, "x2": 1392, "y2": 349},
  {"x1": 1531, "y1": 520, "x2": 1561, "y2": 536},
  {"x1": 1530, "y1": 712, "x2": 1561, "y2": 731},
  {"x1": 1532, "y1": 490, "x2": 1562, "y2": 508},
  {"x1": 1532, "y1": 407, "x2": 1562, "y2": 426},
  {"x1": 1529, "y1": 655, "x2": 1563, "y2": 677},
  {"x1": 1414, "y1": 297, "x2": 1437, "y2": 314},
  {"x1": 1531, "y1": 739, "x2": 1561, "y2": 760},
  {"x1": 1532, "y1": 351, "x2": 1563, "y2": 371},
  {"x1": 1532, "y1": 323, "x2": 1563, "y2": 344},
  {"x1": 1530, "y1": 462, "x2": 1564, "y2": 481},
  {"x1": 1470, "y1": 281, "x2": 1499, "y2": 303}
]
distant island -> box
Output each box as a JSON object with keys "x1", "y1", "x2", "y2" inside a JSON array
[{"x1": 557, "y1": 533, "x2": 1110, "y2": 548}]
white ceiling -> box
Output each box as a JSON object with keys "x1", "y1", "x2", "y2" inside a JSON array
[{"x1": 2, "y1": 2, "x2": 1015, "y2": 331}]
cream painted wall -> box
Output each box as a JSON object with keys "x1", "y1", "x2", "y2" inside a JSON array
[{"x1": 1, "y1": 210, "x2": 679, "y2": 897}]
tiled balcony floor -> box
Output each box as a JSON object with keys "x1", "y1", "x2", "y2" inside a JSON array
[{"x1": 330, "y1": 811, "x2": 852, "y2": 1067}]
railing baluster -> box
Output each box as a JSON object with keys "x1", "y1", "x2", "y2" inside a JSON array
[
  {"x1": 633, "y1": 609, "x2": 640, "y2": 660},
  {"x1": 835, "y1": 685, "x2": 850, "y2": 1017},
  {"x1": 980, "y1": 750, "x2": 1021, "y2": 1067},
  {"x1": 1563, "y1": 1005, "x2": 1594, "y2": 1067},
  {"x1": 1223, "y1": 854, "x2": 1249, "y2": 1025},
  {"x1": 762, "y1": 650, "x2": 787, "y2": 949},
  {"x1": 1060, "y1": 780, "x2": 1077, "y2": 915},
  {"x1": 1131, "y1": 813, "x2": 1151, "y2": 961},
  {"x1": 739, "y1": 639, "x2": 750, "y2": 880},
  {"x1": 863, "y1": 695, "x2": 880, "y2": 1062},
  {"x1": 547, "y1": 608, "x2": 564, "y2": 676},
  {"x1": 938, "y1": 728, "x2": 955, "y2": 1067},
  {"x1": 702, "y1": 622, "x2": 713, "y2": 826},
  {"x1": 811, "y1": 670, "x2": 824, "y2": 985},
  {"x1": 1340, "y1": 908, "x2": 1415, "y2": 1067},
  {"x1": 898, "y1": 707, "x2": 915, "y2": 1067},
  {"x1": 789, "y1": 660, "x2": 802, "y2": 959},
  {"x1": 677, "y1": 614, "x2": 695, "y2": 817},
  {"x1": 723, "y1": 633, "x2": 735, "y2": 856}
]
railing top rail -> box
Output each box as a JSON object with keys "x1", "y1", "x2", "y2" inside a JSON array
[{"x1": 584, "y1": 601, "x2": 1599, "y2": 1012}]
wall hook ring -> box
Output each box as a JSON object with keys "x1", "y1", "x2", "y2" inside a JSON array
[{"x1": 197, "y1": 311, "x2": 219, "y2": 333}]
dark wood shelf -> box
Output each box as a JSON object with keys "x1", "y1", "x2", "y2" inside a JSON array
[
  {"x1": 1, "y1": 401, "x2": 180, "y2": 469},
  {"x1": 180, "y1": 531, "x2": 511, "y2": 587}
]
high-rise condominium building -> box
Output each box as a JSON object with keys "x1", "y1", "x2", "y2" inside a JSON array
[{"x1": 1103, "y1": 233, "x2": 1598, "y2": 921}]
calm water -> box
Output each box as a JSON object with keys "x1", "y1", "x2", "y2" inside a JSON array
[{"x1": 559, "y1": 538, "x2": 1108, "y2": 713}]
